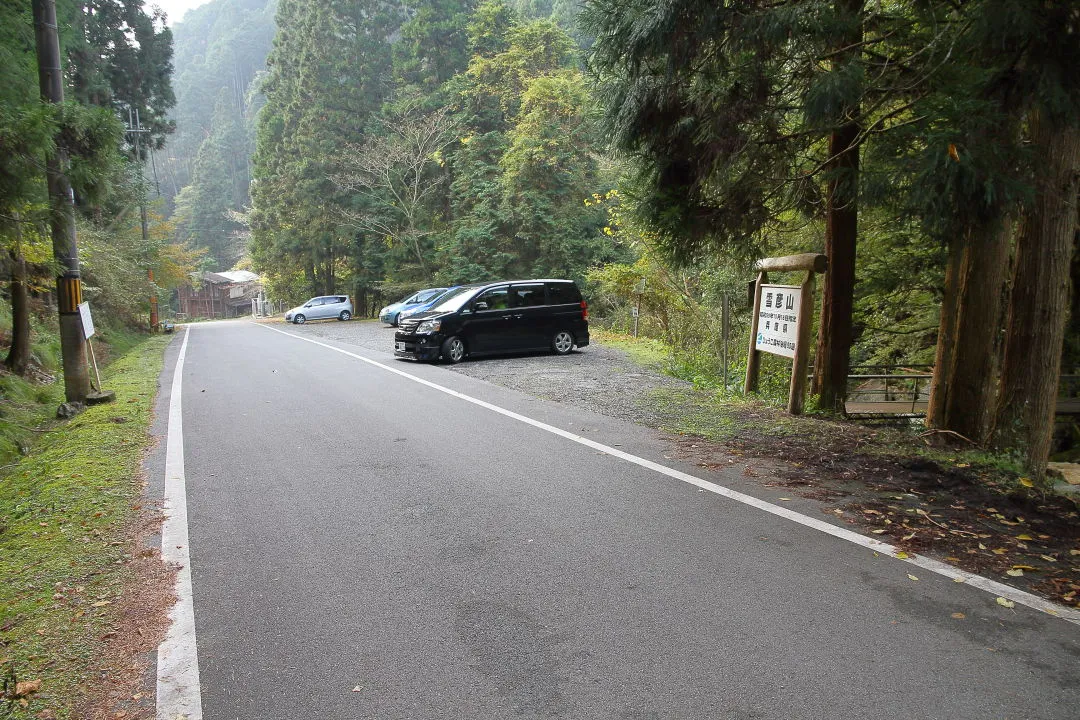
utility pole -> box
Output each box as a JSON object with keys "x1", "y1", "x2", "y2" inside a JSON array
[
  {"x1": 125, "y1": 108, "x2": 159, "y2": 329},
  {"x1": 33, "y1": 0, "x2": 90, "y2": 403}
]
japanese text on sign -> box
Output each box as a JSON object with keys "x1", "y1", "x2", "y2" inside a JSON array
[{"x1": 755, "y1": 285, "x2": 800, "y2": 359}]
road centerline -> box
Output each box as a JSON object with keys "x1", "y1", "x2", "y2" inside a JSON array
[{"x1": 258, "y1": 321, "x2": 1079, "y2": 625}]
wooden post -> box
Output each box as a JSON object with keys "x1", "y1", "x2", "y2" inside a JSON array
[
  {"x1": 787, "y1": 271, "x2": 816, "y2": 414},
  {"x1": 744, "y1": 270, "x2": 768, "y2": 393},
  {"x1": 722, "y1": 293, "x2": 730, "y2": 391}
]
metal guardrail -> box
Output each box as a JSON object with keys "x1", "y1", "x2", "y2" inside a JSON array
[
  {"x1": 842, "y1": 369, "x2": 1078, "y2": 417},
  {"x1": 847, "y1": 373, "x2": 932, "y2": 414}
]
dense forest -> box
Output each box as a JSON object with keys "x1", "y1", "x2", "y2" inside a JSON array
[
  {"x1": 0, "y1": 0, "x2": 198, "y2": 368},
  {"x1": 163, "y1": 0, "x2": 277, "y2": 270},
  {"x1": 0, "y1": 0, "x2": 1077, "y2": 479}
]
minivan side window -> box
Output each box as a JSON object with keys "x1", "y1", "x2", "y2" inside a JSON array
[
  {"x1": 546, "y1": 282, "x2": 581, "y2": 304},
  {"x1": 510, "y1": 283, "x2": 545, "y2": 307},
  {"x1": 475, "y1": 287, "x2": 510, "y2": 310}
]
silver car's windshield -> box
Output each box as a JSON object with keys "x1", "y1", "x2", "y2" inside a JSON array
[{"x1": 429, "y1": 286, "x2": 480, "y2": 313}]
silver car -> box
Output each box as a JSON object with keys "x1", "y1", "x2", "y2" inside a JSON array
[{"x1": 284, "y1": 295, "x2": 353, "y2": 324}]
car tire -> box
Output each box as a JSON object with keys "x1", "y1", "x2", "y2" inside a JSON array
[
  {"x1": 441, "y1": 336, "x2": 466, "y2": 364},
  {"x1": 339, "y1": 310, "x2": 351, "y2": 321},
  {"x1": 294, "y1": 314, "x2": 306, "y2": 324},
  {"x1": 552, "y1": 330, "x2": 574, "y2": 355}
]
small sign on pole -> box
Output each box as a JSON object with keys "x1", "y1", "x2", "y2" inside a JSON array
[
  {"x1": 78, "y1": 301, "x2": 95, "y2": 339},
  {"x1": 744, "y1": 253, "x2": 826, "y2": 415},
  {"x1": 78, "y1": 302, "x2": 104, "y2": 395}
]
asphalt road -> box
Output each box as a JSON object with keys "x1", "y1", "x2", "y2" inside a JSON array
[{"x1": 151, "y1": 320, "x2": 1080, "y2": 720}]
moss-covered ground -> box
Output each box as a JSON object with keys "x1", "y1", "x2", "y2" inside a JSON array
[{"x1": 0, "y1": 335, "x2": 170, "y2": 718}]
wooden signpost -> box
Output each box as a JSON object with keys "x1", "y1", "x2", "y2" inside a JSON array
[{"x1": 744, "y1": 253, "x2": 827, "y2": 415}]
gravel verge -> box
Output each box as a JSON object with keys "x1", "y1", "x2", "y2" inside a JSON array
[{"x1": 289, "y1": 317, "x2": 691, "y2": 427}]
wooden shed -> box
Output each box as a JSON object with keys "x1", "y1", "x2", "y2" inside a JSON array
[{"x1": 177, "y1": 270, "x2": 262, "y2": 319}]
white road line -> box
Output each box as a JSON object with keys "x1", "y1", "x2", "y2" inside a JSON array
[
  {"x1": 157, "y1": 326, "x2": 203, "y2": 720},
  {"x1": 260, "y1": 323, "x2": 1080, "y2": 625}
]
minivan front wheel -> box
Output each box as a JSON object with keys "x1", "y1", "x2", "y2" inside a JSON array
[
  {"x1": 442, "y1": 336, "x2": 466, "y2": 364},
  {"x1": 552, "y1": 330, "x2": 574, "y2": 355},
  {"x1": 293, "y1": 314, "x2": 306, "y2": 325},
  {"x1": 339, "y1": 310, "x2": 351, "y2": 321}
]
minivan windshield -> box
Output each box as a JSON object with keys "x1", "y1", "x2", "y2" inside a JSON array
[{"x1": 429, "y1": 285, "x2": 481, "y2": 313}]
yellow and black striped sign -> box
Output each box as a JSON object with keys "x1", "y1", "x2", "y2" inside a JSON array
[{"x1": 57, "y1": 275, "x2": 82, "y2": 313}]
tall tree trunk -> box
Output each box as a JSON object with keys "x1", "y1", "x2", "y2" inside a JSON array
[
  {"x1": 813, "y1": 0, "x2": 862, "y2": 412},
  {"x1": 926, "y1": 235, "x2": 963, "y2": 428},
  {"x1": 34, "y1": 0, "x2": 90, "y2": 402},
  {"x1": 5, "y1": 214, "x2": 31, "y2": 375},
  {"x1": 814, "y1": 122, "x2": 859, "y2": 411},
  {"x1": 994, "y1": 114, "x2": 1080, "y2": 478},
  {"x1": 926, "y1": 218, "x2": 1011, "y2": 442}
]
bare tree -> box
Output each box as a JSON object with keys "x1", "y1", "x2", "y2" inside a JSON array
[{"x1": 331, "y1": 103, "x2": 460, "y2": 275}]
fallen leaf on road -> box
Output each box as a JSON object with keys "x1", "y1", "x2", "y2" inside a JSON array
[
  {"x1": 907, "y1": 574, "x2": 919, "y2": 581},
  {"x1": 996, "y1": 597, "x2": 1015, "y2": 609},
  {"x1": 1040, "y1": 555, "x2": 1057, "y2": 562},
  {"x1": 871, "y1": 529, "x2": 886, "y2": 534},
  {"x1": 352, "y1": 686, "x2": 363, "y2": 692},
  {"x1": 1016, "y1": 534, "x2": 1033, "y2": 541},
  {"x1": 1006, "y1": 569, "x2": 1024, "y2": 577},
  {"x1": 14, "y1": 679, "x2": 41, "y2": 697},
  {"x1": 894, "y1": 551, "x2": 909, "y2": 559},
  {"x1": 992, "y1": 548, "x2": 1008, "y2": 555},
  {"x1": 951, "y1": 612, "x2": 965, "y2": 619}
]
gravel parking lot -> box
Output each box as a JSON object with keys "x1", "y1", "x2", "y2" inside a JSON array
[{"x1": 279, "y1": 317, "x2": 692, "y2": 428}]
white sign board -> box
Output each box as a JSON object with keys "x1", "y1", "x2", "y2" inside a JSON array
[
  {"x1": 755, "y1": 284, "x2": 800, "y2": 359},
  {"x1": 78, "y1": 301, "x2": 95, "y2": 339}
]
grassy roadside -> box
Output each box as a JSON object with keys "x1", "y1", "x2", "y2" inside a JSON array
[
  {"x1": 595, "y1": 327, "x2": 1032, "y2": 473},
  {"x1": 0, "y1": 334, "x2": 171, "y2": 719}
]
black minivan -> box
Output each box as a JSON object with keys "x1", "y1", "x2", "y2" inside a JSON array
[{"x1": 393, "y1": 279, "x2": 589, "y2": 363}]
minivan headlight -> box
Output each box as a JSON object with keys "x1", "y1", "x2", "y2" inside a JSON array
[{"x1": 416, "y1": 319, "x2": 441, "y2": 334}]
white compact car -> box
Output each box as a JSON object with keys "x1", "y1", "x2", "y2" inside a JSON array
[{"x1": 284, "y1": 295, "x2": 353, "y2": 324}]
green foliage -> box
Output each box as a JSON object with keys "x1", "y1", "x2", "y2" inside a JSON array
[
  {"x1": 171, "y1": 92, "x2": 250, "y2": 269},
  {"x1": 250, "y1": 0, "x2": 401, "y2": 296},
  {"x1": 61, "y1": 0, "x2": 176, "y2": 151},
  {"x1": 162, "y1": 0, "x2": 275, "y2": 250},
  {"x1": 247, "y1": 0, "x2": 626, "y2": 296},
  {"x1": 1, "y1": 0, "x2": 179, "y2": 362}
]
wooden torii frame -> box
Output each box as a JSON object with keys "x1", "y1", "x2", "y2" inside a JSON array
[{"x1": 744, "y1": 253, "x2": 827, "y2": 415}]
